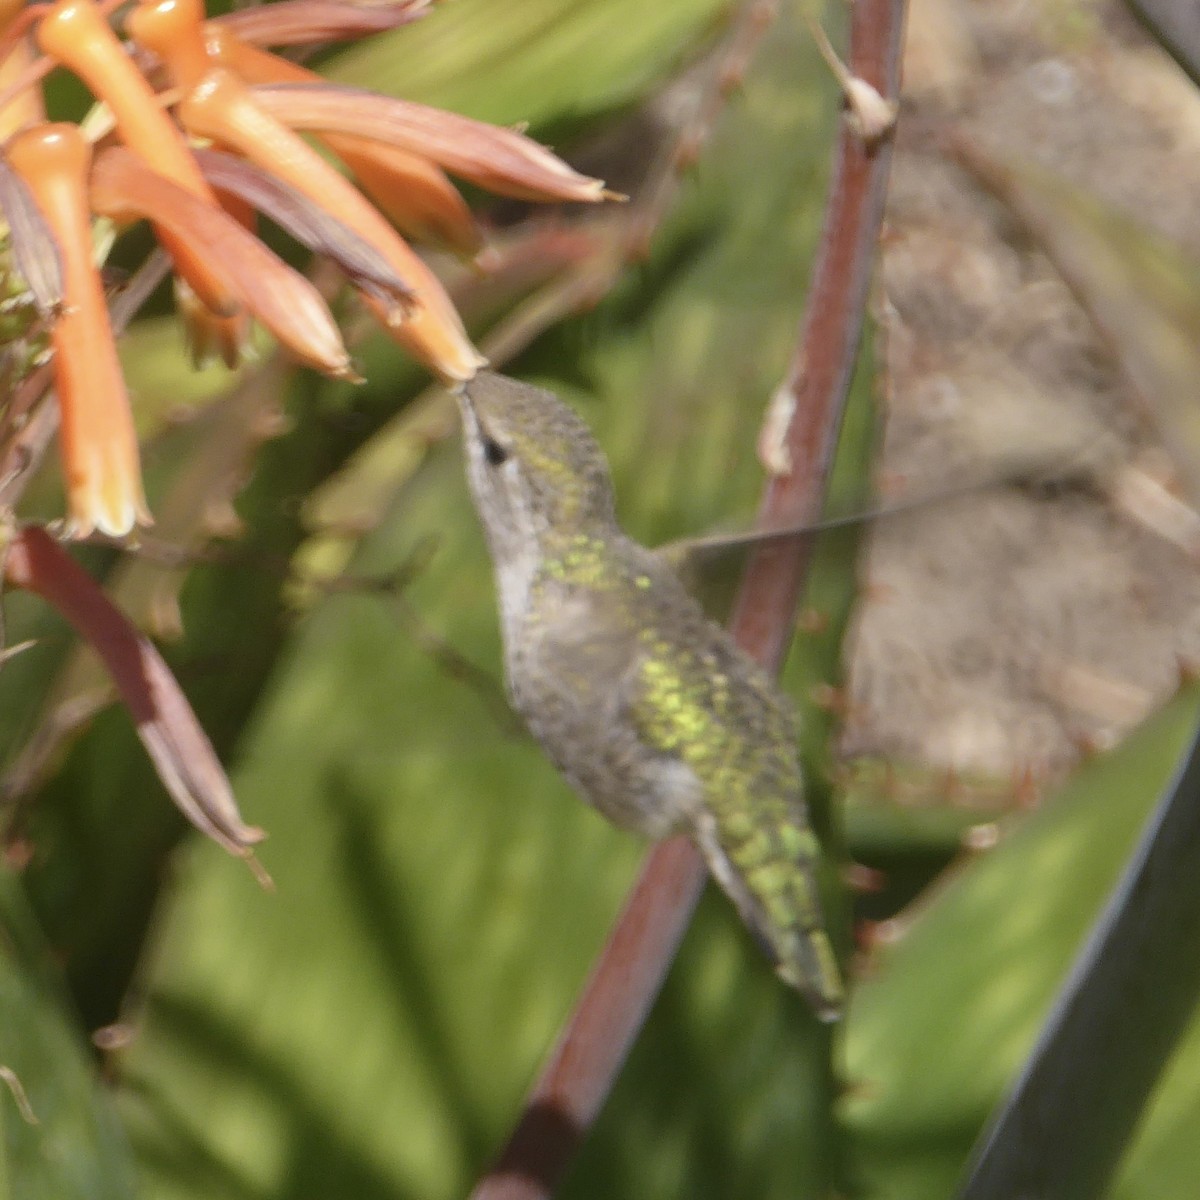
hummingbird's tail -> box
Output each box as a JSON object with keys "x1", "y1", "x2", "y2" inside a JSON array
[{"x1": 694, "y1": 810, "x2": 844, "y2": 1021}]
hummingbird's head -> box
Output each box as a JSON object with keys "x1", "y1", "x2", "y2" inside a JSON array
[{"x1": 457, "y1": 372, "x2": 617, "y2": 556}]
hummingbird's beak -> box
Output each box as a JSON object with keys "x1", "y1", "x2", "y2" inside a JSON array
[{"x1": 454, "y1": 385, "x2": 480, "y2": 438}]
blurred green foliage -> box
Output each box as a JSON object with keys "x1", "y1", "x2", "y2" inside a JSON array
[
  {"x1": 0, "y1": 872, "x2": 138, "y2": 1200},
  {"x1": 5, "y1": 3, "x2": 1200, "y2": 1200}
]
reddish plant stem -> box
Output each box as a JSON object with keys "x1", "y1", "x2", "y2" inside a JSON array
[
  {"x1": 730, "y1": 2, "x2": 904, "y2": 669},
  {"x1": 473, "y1": 836, "x2": 705, "y2": 1200},
  {"x1": 469, "y1": 3, "x2": 907, "y2": 1199}
]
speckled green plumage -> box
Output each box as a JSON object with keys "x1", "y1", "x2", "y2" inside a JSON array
[
  {"x1": 631, "y1": 611, "x2": 842, "y2": 1011},
  {"x1": 457, "y1": 371, "x2": 842, "y2": 1019}
]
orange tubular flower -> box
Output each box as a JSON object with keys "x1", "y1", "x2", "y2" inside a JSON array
[
  {"x1": 0, "y1": 0, "x2": 43, "y2": 138},
  {"x1": 177, "y1": 67, "x2": 486, "y2": 382},
  {"x1": 329, "y1": 146, "x2": 482, "y2": 258},
  {"x1": 124, "y1": 0, "x2": 211, "y2": 91},
  {"x1": 0, "y1": 0, "x2": 616, "y2": 532},
  {"x1": 126, "y1": 0, "x2": 484, "y2": 375},
  {"x1": 35, "y1": 0, "x2": 243, "y2": 325},
  {"x1": 249, "y1": 85, "x2": 612, "y2": 204},
  {"x1": 214, "y1": 0, "x2": 434, "y2": 47},
  {"x1": 202, "y1": 26, "x2": 482, "y2": 256},
  {"x1": 90, "y1": 146, "x2": 355, "y2": 379},
  {"x1": 7, "y1": 124, "x2": 150, "y2": 538}
]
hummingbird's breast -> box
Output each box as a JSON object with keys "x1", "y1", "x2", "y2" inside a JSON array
[{"x1": 500, "y1": 546, "x2": 703, "y2": 839}]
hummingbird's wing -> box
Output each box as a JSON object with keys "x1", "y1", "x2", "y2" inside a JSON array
[
  {"x1": 616, "y1": 619, "x2": 844, "y2": 1019},
  {"x1": 655, "y1": 463, "x2": 1076, "y2": 620}
]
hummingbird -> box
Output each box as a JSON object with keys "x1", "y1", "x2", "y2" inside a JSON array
[{"x1": 455, "y1": 371, "x2": 843, "y2": 1020}]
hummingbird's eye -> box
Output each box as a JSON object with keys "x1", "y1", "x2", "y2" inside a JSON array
[{"x1": 482, "y1": 436, "x2": 510, "y2": 467}]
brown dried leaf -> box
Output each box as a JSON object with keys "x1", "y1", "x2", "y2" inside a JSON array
[
  {"x1": 3, "y1": 525, "x2": 264, "y2": 860},
  {"x1": 0, "y1": 152, "x2": 64, "y2": 317}
]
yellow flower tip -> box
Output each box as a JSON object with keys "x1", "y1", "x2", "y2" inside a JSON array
[
  {"x1": 68, "y1": 447, "x2": 153, "y2": 538},
  {"x1": 421, "y1": 337, "x2": 486, "y2": 385},
  {"x1": 333, "y1": 362, "x2": 365, "y2": 386},
  {"x1": 448, "y1": 358, "x2": 488, "y2": 385},
  {"x1": 470, "y1": 246, "x2": 504, "y2": 274},
  {"x1": 370, "y1": 288, "x2": 485, "y2": 383},
  {"x1": 244, "y1": 850, "x2": 273, "y2": 891},
  {"x1": 291, "y1": 323, "x2": 355, "y2": 379}
]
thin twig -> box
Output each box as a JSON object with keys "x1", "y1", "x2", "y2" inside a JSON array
[
  {"x1": 0, "y1": 1064, "x2": 37, "y2": 1125},
  {"x1": 626, "y1": 0, "x2": 782, "y2": 255},
  {"x1": 468, "y1": 2, "x2": 906, "y2": 1197}
]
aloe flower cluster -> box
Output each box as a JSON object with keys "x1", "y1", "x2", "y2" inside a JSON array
[
  {"x1": 0, "y1": 0, "x2": 608, "y2": 861},
  {"x1": 1, "y1": 0, "x2": 607, "y2": 536}
]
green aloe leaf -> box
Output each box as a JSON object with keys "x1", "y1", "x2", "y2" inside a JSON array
[{"x1": 844, "y1": 684, "x2": 1200, "y2": 1199}]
